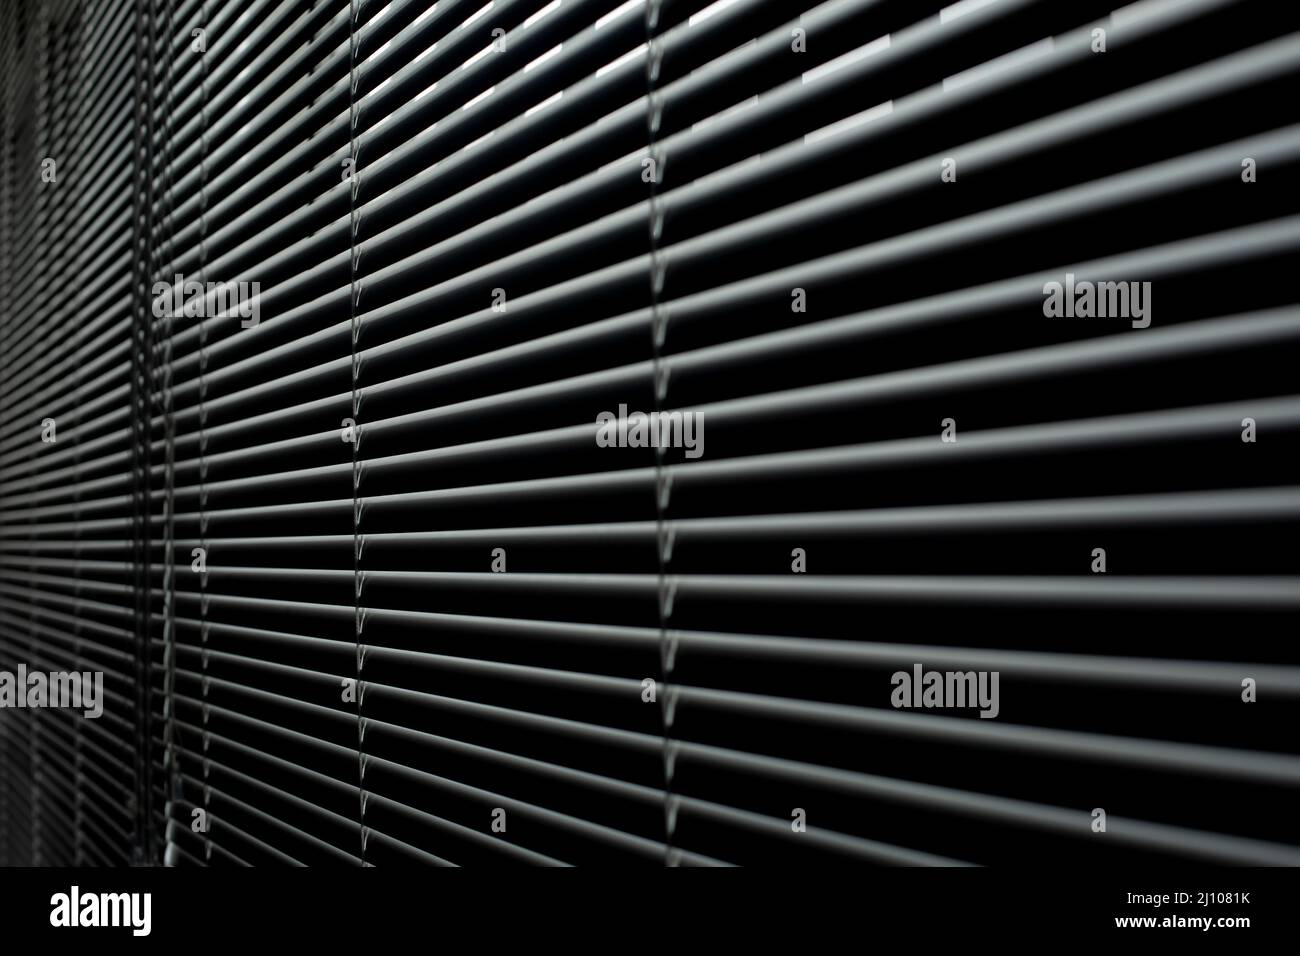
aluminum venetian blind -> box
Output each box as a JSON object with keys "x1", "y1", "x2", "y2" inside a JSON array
[
  {"x1": 0, "y1": 0, "x2": 148, "y2": 866},
  {"x1": 1, "y1": 0, "x2": 1298, "y2": 867}
]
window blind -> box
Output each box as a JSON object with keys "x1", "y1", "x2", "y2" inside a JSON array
[
  {"x1": 0, "y1": 0, "x2": 149, "y2": 866},
  {"x1": 1, "y1": 0, "x2": 1298, "y2": 866}
]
